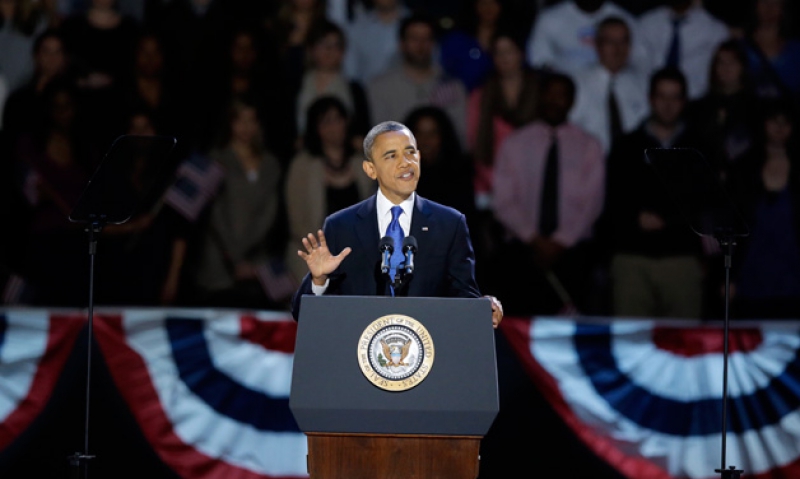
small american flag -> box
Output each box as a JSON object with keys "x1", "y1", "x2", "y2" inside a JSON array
[
  {"x1": 255, "y1": 259, "x2": 297, "y2": 303},
  {"x1": 163, "y1": 153, "x2": 225, "y2": 222}
]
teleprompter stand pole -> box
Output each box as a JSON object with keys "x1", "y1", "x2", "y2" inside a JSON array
[
  {"x1": 68, "y1": 221, "x2": 103, "y2": 479},
  {"x1": 714, "y1": 233, "x2": 742, "y2": 479}
]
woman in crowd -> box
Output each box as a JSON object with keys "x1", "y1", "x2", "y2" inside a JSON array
[
  {"x1": 466, "y1": 30, "x2": 540, "y2": 265},
  {"x1": 193, "y1": 98, "x2": 284, "y2": 308},
  {"x1": 284, "y1": 96, "x2": 374, "y2": 284},
  {"x1": 2, "y1": 28, "x2": 70, "y2": 141},
  {"x1": 122, "y1": 30, "x2": 182, "y2": 140},
  {"x1": 295, "y1": 20, "x2": 370, "y2": 149},
  {"x1": 14, "y1": 79, "x2": 97, "y2": 306},
  {"x1": 740, "y1": 0, "x2": 800, "y2": 103},
  {"x1": 405, "y1": 105, "x2": 475, "y2": 222},
  {"x1": 688, "y1": 39, "x2": 760, "y2": 179},
  {"x1": 729, "y1": 102, "x2": 800, "y2": 318}
]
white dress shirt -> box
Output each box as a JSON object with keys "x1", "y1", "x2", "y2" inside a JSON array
[
  {"x1": 343, "y1": 7, "x2": 407, "y2": 85},
  {"x1": 525, "y1": 1, "x2": 646, "y2": 77},
  {"x1": 638, "y1": 5, "x2": 730, "y2": 99},
  {"x1": 570, "y1": 63, "x2": 649, "y2": 154},
  {"x1": 312, "y1": 189, "x2": 415, "y2": 295}
]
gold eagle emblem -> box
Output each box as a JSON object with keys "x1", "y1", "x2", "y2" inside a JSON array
[{"x1": 380, "y1": 338, "x2": 412, "y2": 366}]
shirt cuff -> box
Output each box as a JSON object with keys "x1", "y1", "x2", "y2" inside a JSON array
[{"x1": 311, "y1": 278, "x2": 329, "y2": 296}]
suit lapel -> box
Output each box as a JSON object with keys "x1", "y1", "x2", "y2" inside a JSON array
[
  {"x1": 410, "y1": 194, "x2": 432, "y2": 240},
  {"x1": 355, "y1": 195, "x2": 380, "y2": 252}
]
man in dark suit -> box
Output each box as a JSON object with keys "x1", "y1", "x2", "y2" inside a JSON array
[{"x1": 291, "y1": 121, "x2": 502, "y2": 327}]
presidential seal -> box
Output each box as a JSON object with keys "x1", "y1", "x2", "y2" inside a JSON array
[{"x1": 357, "y1": 314, "x2": 434, "y2": 391}]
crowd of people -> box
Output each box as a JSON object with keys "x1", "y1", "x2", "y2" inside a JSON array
[{"x1": 1, "y1": 0, "x2": 798, "y2": 319}]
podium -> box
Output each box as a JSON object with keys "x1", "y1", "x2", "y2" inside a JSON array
[{"x1": 290, "y1": 295, "x2": 499, "y2": 479}]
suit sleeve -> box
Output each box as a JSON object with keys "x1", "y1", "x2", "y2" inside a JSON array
[{"x1": 446, "y1": 214, "x2": 482, "y2": 298}]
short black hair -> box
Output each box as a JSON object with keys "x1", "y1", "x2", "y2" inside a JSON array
[
  {"x1": 306, "y1": 19, "x2": 346, "y2": 50},
  {"x1": 649, "y1": 67, "x2": 688, "y2": 99},
  {"x1": 398, "y1": 13, "x2": 438, "y2": 41},
  {"x1": 596, "y1": 16, "x2": 630, "y2": 38},
  {"x1": 540, "y1": 71, "x2": 576, "y2": 104}
]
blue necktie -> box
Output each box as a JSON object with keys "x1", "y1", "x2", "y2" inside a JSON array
[
  {"x1": 665, "y1": 17, "x2": 683, "y2": 68},
  {"x1": 387, "y1": 206, "x2": 405, "y2": 284}
]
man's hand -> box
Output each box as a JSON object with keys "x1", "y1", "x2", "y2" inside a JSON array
[
  {"x1": 485, "y1": 295, "x2": 503, "y2": 329},
  {"x1": 298, "y1": 229, "x2": 352, "y2": 285}
]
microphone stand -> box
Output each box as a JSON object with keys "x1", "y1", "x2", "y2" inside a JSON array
[
  {"x1": 714, "y1": 231, "x2": 742, "y2": 479},
  {"x1": 69, "y1": 219, "x2": 104, "y2": 479}
]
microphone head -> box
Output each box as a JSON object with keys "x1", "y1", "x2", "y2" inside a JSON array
[
  {"x1": 379, "y1": 236, "x2": 395, "y2": 253},
  {"x1": 402, "y1": 235, "x2": 418, "y2": 252}
]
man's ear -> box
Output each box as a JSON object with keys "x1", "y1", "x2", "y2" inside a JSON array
[{"x1": 362, "y1": 160, "x2": 377, "y2": 180}]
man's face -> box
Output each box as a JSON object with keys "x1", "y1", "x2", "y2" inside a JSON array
[
  {"x1": 401, "y1": 23, "x2": 434, "y2": 69},
  {"x1": 596, "y1": 24, "x2": 630, "y2": 74},
  {"x1": 363, "y1": 129, "x2": 421, "y2": 204},
  {"x1": 540, "y1": 81, "x2": 574, "y2": 126},
  {"x1": 36, "y1": 37, "x2": 66, "y2": 78},
  {"x1": 650, "y1": 80, "x2": 685, "y2": 126}
]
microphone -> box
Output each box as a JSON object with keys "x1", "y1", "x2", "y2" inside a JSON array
[
  {"x1": 402, "y1": 236, "x2": 418, "y2": 275},
  {"x1": 379, "y1": 236, "x2": 395, "y2": 275}
]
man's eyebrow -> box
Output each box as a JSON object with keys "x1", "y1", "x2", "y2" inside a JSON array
[{"x1": 382, "y1": 148, "x2": 397, "y2": 157}]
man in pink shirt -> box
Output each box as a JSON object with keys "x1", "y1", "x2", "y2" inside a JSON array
[{"x1": 491, "y1": 73, "x2": 605, "y2": 315}]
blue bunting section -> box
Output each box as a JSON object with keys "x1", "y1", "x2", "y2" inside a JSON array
[
  {"x1": 501, "y1": 316, "x2": 800, "y2": 479},
  {"x1": 92, "y1": 309, "x2": 307, "y2": 479}
]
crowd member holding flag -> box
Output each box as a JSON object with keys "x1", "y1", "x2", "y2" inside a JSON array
[{"x1": 291, "y1": 120, "x2": 502, "y2": 328}]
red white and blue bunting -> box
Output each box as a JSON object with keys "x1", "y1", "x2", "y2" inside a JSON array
[
  {"x1": 0, "y1": 310, "x2": 84, "y2": 451},
  {"x1": 92, "y1": 309, "x2": 307, "y2": 479},
  {"x1": 501, "y1": 317, "x2": 800, "y2": 479}
]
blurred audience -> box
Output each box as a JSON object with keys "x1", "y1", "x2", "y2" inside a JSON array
[
  {"x1": 0, "y1": 0, "x2": 797, "y2": 318},
  {"x1": 191, "y1": 99, "x2": 284, "y2": 309},
  {"x1": 3, "y1": 28, "x2": 69, "y2": 139},
  {"x1": 438, "y1": 0, "x2": 505, "y2": 92},
  {"x1": 94, "y1": 111, "x2": 189, "y2": 306},
  {"x1": 284, "y1": 96, "x2": 374, "y2": 284},
  {"x1": 405, "y1": 105, "x2": 475, "y2": 223},
  {"x1": 12, "y1": 79, "x2": 97, "y2": 306},
  {"x1": 600, "y1": 68, "x2": 707, "y2": 318},
  {"x1": 343, "y1": 0, "x2": 408, "y2": 85},
  {"x1": 467, "y1": 30, "x2": 539, "y2": 210},
  {"x1": 729, "y1": 102, "x2": 800, "y2": 318},
  {"x1": 295, "y1": 20, "x2": 371, "y2": 147},
  {"x1": 570, "y1": 16, "x2": 648, "y2": 155},
  {"x1": 121, "y1": 30, "x2": 183, "y2": 140},
  {"x1": 492, "y1": 72, "x2": 605, "y2": 315},
  {"x1": 368, "y1": 14, "x2": 468, "y2": 146},
  {"x1": 525, "y1": 0, "x2": 642, "y2": 77},
  {"x1": 740, "y1": 0, "x2": 800, "y2": 104},
  {"x1": 0, "y1": 0, "x2": 50, "y2": 92},
  {"x1": 687, "y1": 39, "x2": 760, "y2": 178},
  {"x1": 638, "y1": 0, "x2": 730, "y2": 99}
]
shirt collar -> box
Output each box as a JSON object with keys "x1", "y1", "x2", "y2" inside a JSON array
[{"x1": 376, "y1": 188, "x2": 415, "y2": 220}]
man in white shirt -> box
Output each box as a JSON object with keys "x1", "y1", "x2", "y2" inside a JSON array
[
  {"x1": 525, "y1": 0, "x2": 645, "y2": 77},
  {"x1": 638, "y1": 0, "x2": 730, "y2": 99},
  {"x1": 343, "y1": 0, "x2": 408, "y2": 85},
  {"x1": 570, "y1": 17, "x2": 649, "y2": 154}
]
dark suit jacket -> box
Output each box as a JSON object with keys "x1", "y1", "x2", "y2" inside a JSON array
[{"x1": 291, "y1": 194, "x2": 481, "y2": 320}]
